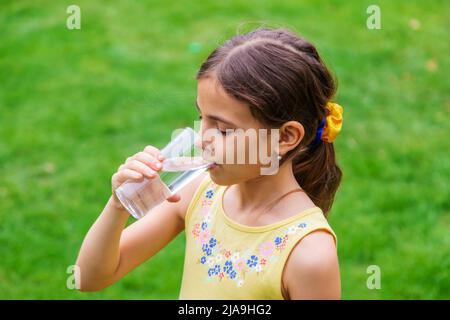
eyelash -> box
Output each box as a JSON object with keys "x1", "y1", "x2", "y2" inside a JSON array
[{"x1": 197, "y1": 115, "x2": 229, "y2": 135}]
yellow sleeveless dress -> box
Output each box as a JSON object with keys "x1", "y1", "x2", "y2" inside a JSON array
[{"x1": 179, "y1": 173, "x2": 337, "y2": 299}]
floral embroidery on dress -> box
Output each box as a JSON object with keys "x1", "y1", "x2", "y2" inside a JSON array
[{"x1": 191, "y1": 182, "x2": 309, "y2": 288}]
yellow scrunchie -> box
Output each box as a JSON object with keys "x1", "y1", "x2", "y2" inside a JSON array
[{"x1": 321, "y1": 102, "x2": 344, "y2": 143}]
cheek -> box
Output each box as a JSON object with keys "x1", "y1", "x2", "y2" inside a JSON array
[
  {"x1": 214, "y1": 133, "x2": 271, "y2": 165},
  {"x1": 209, "y1": 135, "x2": 264, "y2": 184},
  {"x1": 220, "y1": 135, "x2": 251, "y2": 164},
  {"x1": 209, "y1": 135, "x2": 236, "y2": 163}
]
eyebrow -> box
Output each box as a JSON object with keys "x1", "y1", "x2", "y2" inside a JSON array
[{"x1": 195, "y1": 101, "x2": 238, "y2": 127}]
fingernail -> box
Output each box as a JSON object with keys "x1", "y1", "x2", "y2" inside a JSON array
[{"x1": 155, "y1": 163, "x2": 162, "y2": 169}]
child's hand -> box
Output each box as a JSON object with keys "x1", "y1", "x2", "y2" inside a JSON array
[{"x1": 111, "y1": 145, "x2": 180, "y2": 208}]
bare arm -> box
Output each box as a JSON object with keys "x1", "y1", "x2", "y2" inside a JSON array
[
  {"x1": 282, "y1": 230, "x2": 341, "y2": 300},
  {"x1": 75, "y1": 145, "x2": 206, "y2": 291}
]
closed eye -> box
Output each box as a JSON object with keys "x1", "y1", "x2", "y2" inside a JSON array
[
  {"x1": 195, "y1": 101, "x2": 238, "y2": 127},
  {"x1": 197, "y1": 113, "x2": 231, "y2": 136}
]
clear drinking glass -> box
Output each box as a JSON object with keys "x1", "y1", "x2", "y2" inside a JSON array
[{"x1": 115, "y1": 127, "x2": 214, "y2": 219}]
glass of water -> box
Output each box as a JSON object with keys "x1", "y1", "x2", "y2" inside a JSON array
[{"x1": 115, "y1": 127, "x2": 214, "y2": 219}]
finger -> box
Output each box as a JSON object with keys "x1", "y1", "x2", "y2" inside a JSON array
[
  {"x1": 144, "y1": 145, "x2": 164, "y2": 161},
  {"x1": 131, "y1": 152, "x2": 163, "y2": 171},
  {"x1": 114, "y1": 169, "x2": 143, "y2": 185},
  {"x1": 125, "y1": 160, "x2": 157, "y2": 178},
  {"x1": 167, "y1": 193, "x2": 181, "y2": 203}
]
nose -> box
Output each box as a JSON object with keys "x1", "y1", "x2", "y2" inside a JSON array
[
  {"x1": 194, "y1": 126, "x2": 214, "y2": 158},
  {"x1": 195, "y1": 120, "x2": 210, "y2": 150},
  {"x1": 194, "y1": 134, "x2": 203, "y2": 149},
  {"x1": 194, "y1": 123, "x2": 208, "y2": 151}
]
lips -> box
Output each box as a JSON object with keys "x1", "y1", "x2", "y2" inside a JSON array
[{"x1": 208, "y1": 162, "x2": 218, "y2": 170}]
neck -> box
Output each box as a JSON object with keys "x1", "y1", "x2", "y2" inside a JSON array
[{"x1": 232, "y1": 161, "x2": 301, "y2": 212}]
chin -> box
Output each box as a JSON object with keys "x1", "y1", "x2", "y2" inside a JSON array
[
  {"x1": 208, "y1": 171, "x2": 229, "y2": 186},
  {"x1": 208, "y1": 164, "x2": 258, "y2": 186},
  {"x1": 208, "y1": 165, "x2": 233, "y2": 186}
]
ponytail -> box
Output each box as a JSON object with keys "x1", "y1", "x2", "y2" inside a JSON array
[{"x1": 292, "y1": 142, "x2": 342, "y2": 216}]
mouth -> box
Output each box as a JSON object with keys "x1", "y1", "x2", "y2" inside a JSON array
[{"x1": 207, "y1": 162, "x2": 218, "y2": 170}]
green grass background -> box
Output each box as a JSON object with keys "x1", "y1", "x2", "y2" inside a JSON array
[{"x1": 0, "y1": 0, "x2": 449, "y2": 299}]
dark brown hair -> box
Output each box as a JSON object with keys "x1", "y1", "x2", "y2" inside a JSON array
[{"x1": 196, "y1": 27, "x2": 342, "y2": 216}]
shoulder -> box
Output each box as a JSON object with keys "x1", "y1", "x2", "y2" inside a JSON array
[{"x1": 282, "y1": 230, "x2": 341, "y2": 300}]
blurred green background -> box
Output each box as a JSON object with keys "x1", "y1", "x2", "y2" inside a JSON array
[{"x1": 0, "y1": 0, "x2": 449, "y2": 299}]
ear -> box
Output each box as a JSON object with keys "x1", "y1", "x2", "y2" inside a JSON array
[{"x1": 278, "y1": 121, "x2": 305, "y2": 156}]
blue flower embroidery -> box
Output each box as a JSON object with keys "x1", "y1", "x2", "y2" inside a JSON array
[
  {"x1": 274, "y1": 237, "x2": 283, "y2": 245},
  {"x1": 298, "y1": 222, "x2": 307, "y2": 228},
  {"x1": 208, "y1": 268, "x2": 215, "y2": 277},
  {"x1": 229, "y1": 270, "x2": 237, "y2": 279},
  {"x1": 213, "y1": 264, "x2": 221, "y2": 275},
  {"x1": 200, "y1": 256, "x2": 206, "y2": 264},
  {"x1": 223, "y1": 260, "x2": 233, "y2": 273},
  {"x1": 205, "y1": 190, "x2": 214, "y2": 199},
  {"x1": 201, "y1": 222, "x2": 208, "y2": 230},
  {"x1": 247, "y1": 255, "x2": 258, "y2": 268},
  {"x1": 209, "y1": 237, "x2": 217, "y2": 248},
  {"x1": 202, "y1": 244, "x2": 212, "y2": 256}
]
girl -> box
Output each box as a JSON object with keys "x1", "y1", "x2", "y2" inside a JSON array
[{"x1": 76, "y1": 27, "x2": 344, "y2": 299}]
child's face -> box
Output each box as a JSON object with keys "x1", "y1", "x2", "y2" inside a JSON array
[{"x1": 196, "y1": 76, "x2": 280, "y2": 186}]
